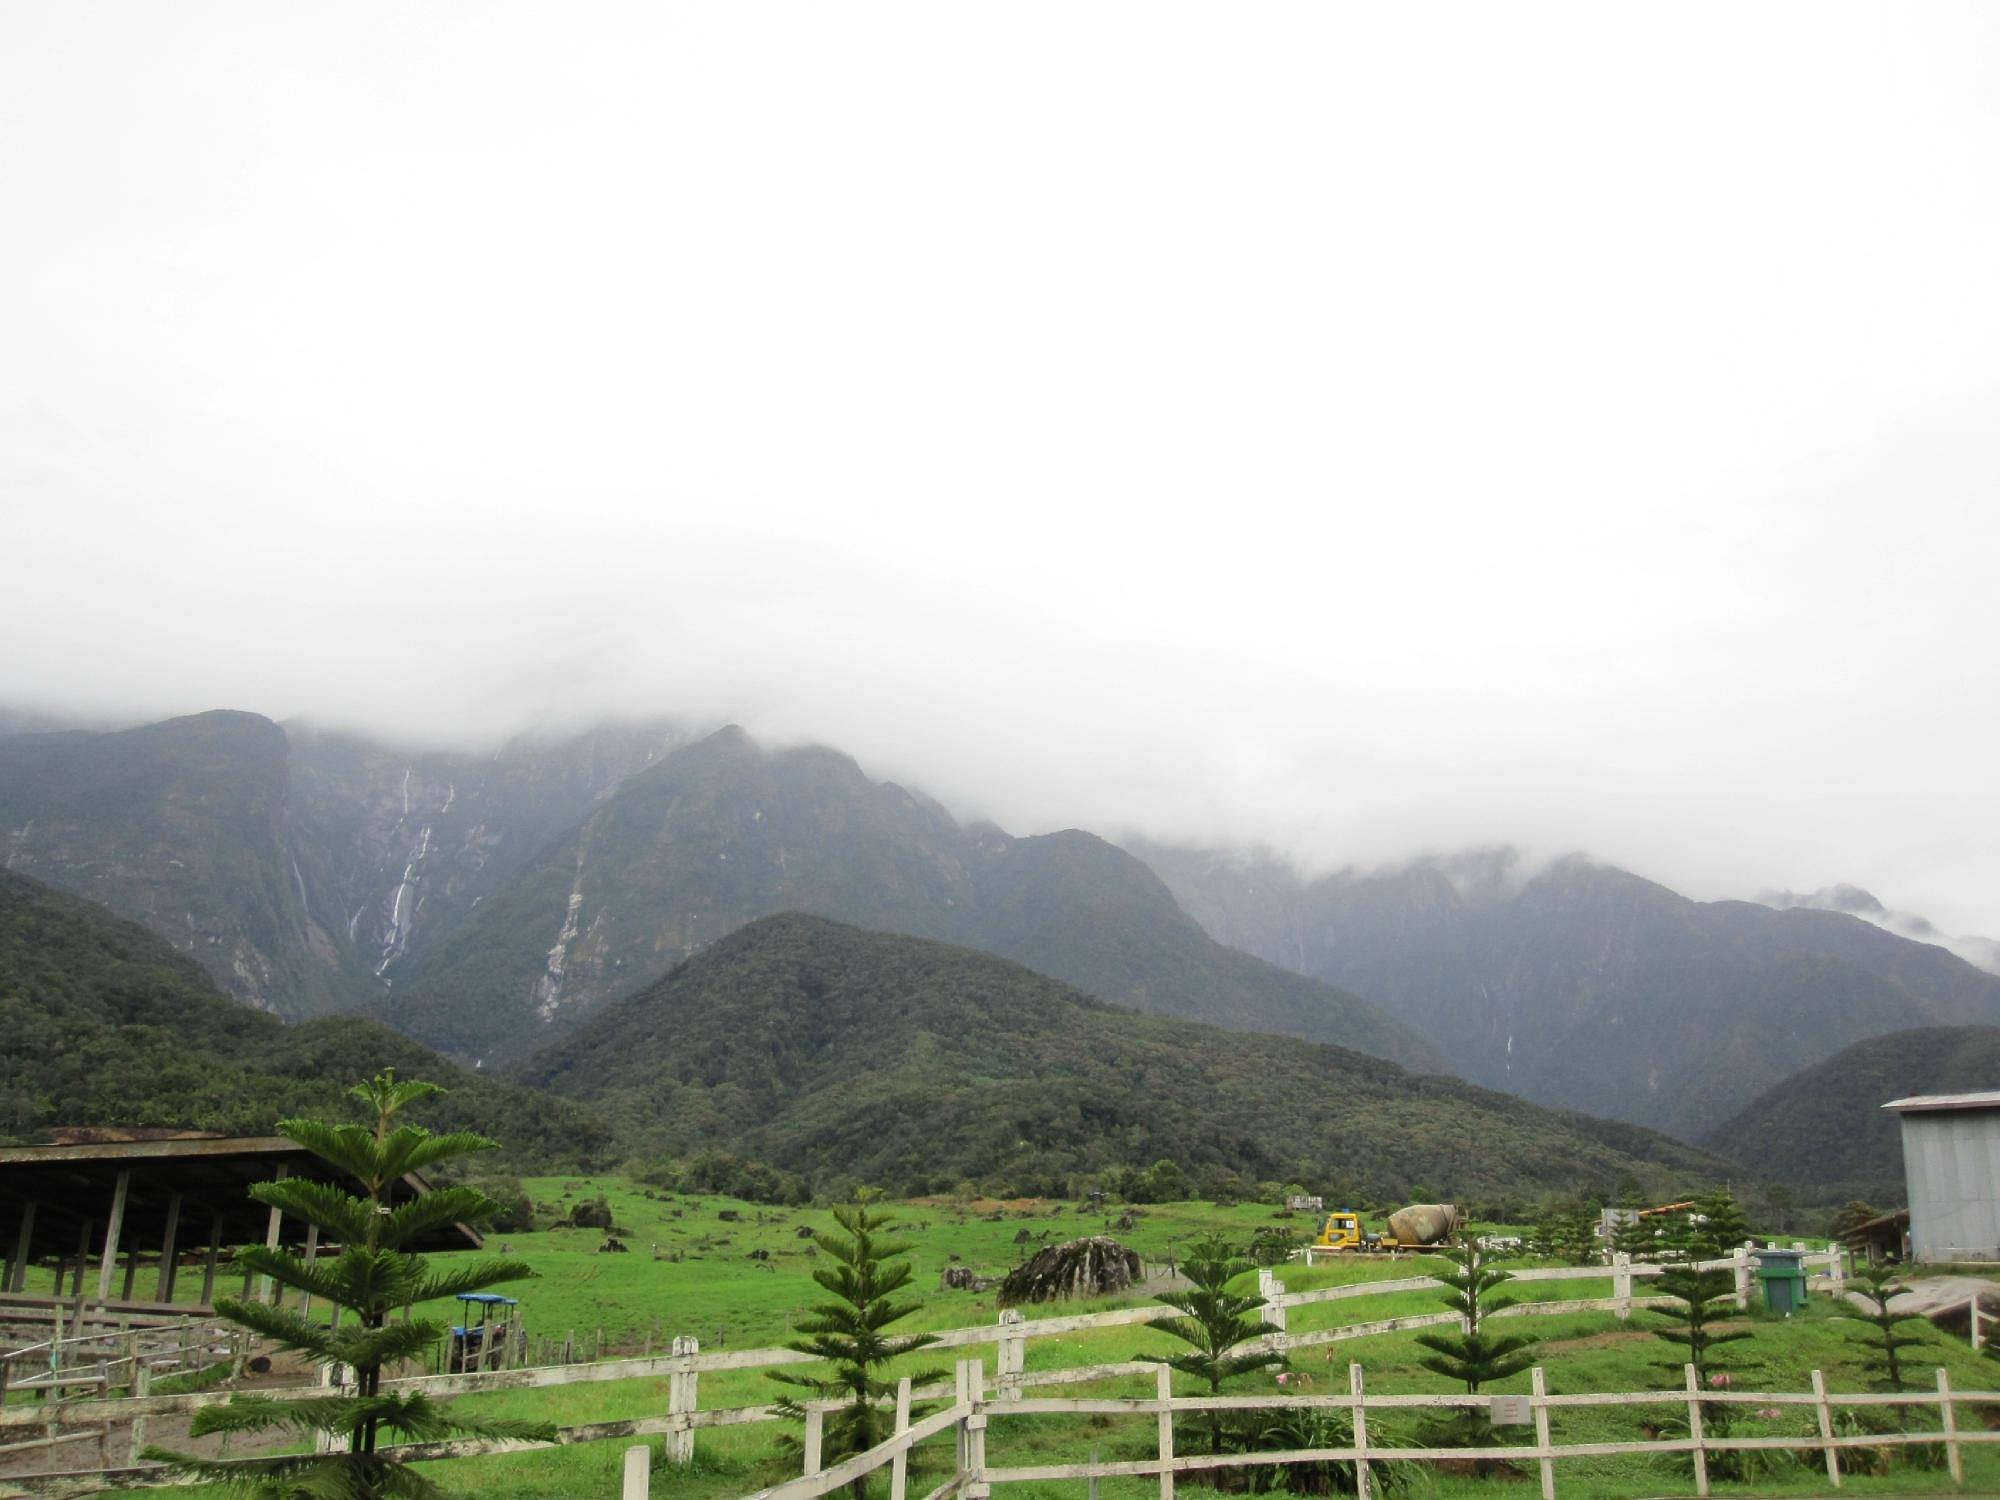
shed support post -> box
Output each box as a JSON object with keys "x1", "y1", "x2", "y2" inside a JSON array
[
  {"x1": 155, "y1": 1193, "x2": 182, "y2": 1303},
  {"x1": 298, "y1": 1225, "x2": 320, "y2": 1319},
  {"x1": 69, "y1": 1220, "x2": 92, "y2": 1304},
  {"x1": 259, "y1": 1166, "x2": 288, "y2": 1305},
  {"x1": 95, "y1": 1171, "x2": 130, "y2": 1307},
  {"x1": 6, "y1": 1201, "x2": 33, "y2": 1293},
  {"x1": 200, "y1": 1214, "x2": 222, "y2": 1307}
]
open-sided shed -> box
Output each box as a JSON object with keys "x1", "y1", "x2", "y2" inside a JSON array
[{"x1": 0, "y1": 1132, "x2": 481, "y2": 1319}]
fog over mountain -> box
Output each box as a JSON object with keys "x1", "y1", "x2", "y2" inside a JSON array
[{"x1": 4, "y1": 5, "x2": 1998, "y2": 932}]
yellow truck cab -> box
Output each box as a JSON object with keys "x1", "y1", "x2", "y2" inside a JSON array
[{"x1": 1314, "y1": 1211, "x2": 1365, "y2": 1251}]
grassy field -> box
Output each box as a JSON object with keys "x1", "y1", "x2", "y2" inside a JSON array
[{"x1": 45, "y1": 1180, "x2": 2000, "y2": 1500}]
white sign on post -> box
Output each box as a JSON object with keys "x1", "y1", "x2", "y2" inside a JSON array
[{"x1": 1489, "y1": 1395, "x2": 1533, "y2": 1426}]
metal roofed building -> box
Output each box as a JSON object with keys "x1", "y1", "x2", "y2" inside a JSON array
[{"x1": 1881, "y1": 1091, "x2": 2000, "y2": 1263}]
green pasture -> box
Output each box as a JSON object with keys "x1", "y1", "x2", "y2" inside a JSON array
[{"x1": 56, "y1": 1182, "x2": 1995, "y2": 1500}]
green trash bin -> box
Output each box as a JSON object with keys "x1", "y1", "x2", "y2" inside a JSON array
[{"x1": 1755, "y1": 1248, "x2": 1808, "y2": 1314}]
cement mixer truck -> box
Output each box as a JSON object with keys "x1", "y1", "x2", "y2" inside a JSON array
[{"x1": 1309, "y1": 1203, "x2": 1464, "y2": 1259}]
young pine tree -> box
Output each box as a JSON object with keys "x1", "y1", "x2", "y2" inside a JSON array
[
  {"x1": 1137, "y1": 1238, "x2": 1286, "y2": 1455},
  {"x1": 768, "y1": 1193, "x2": 942, "y2": 1476},
  {"x1": 147, "y1": 1072, "x2": 554, "y2": 1499},
  {"x1": 1837, "y1": 1262, "x2": 1931, "y2": 1391},
  {"x1": 1648, "y1": 1263, "x2": 1753, "y2": 1385},
  {"x1": 1688, "y1": 1190, "x2": 1751, "y2": 1261},
  {"x1": 1413, "y1": 1242, "x2": 1541, "y2": 1446},
  {"x1": 1610, "y1": 1213, "x2": 1655, "y2": 1262}
]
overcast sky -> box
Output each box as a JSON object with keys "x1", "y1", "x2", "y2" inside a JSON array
[{"x1": 3, "y1": 3, "x2": 1997, "y2": 931}]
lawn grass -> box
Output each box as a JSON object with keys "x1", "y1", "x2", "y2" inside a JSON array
[{"x1": 54, "y1": 1183, "x2": 1998, "y2": 1500}]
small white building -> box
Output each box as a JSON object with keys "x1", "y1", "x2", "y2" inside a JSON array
[
  {"x1": 1881, "y1": 1091, "x2": 2000, "y2": 1263},
  {"x1": 1286, "y1": 1194, "x2": 1324, "y2": 1213}
]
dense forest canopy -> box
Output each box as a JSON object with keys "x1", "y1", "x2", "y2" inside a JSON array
[{"x1": 0, "y1": 869, "x2": 619, "y2": 1169}]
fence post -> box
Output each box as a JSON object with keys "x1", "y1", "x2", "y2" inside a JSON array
[
  {"x1": 667, "y1": 1336, "x2": 698, "y2": 1464},
  {"x1": 1732, "y1": 1245, "x2": 1751, "y2": 1312},
  {"x1": 127, "y1": 1360, "x2": 150, "y2": 1467},
  {"x1": 1937, "y1": 1367, "x2": 1963, "y2": 1485},
  {"x1": 1809, "y1": 1369, "x2": 1840, "y2": 1488},
  {"x1": 1259, "y1": 1268, "x2": 1288, "y2": 1336},
  {"x1": 1155, "y1": 1362, "x2": 1175, "y2": 1500},
  {"x1": 889, "y1": 1375, "x2": 912, "y2": 1500},
  {"x1": 1971, "y1": 1298, "x2": 1983, "y2": 1353},
  {"x1": 621, "y1": 1442, "x2": 650, "y2": 1500},
  {"x1": 1612, "y1": 1253, "x2": 1632, "y2": 1320},
  {"x1": 1683, "y1": 1364, "x2": 1709, "y2": 1498},
  {"x1": 1530, "y1": 1366, "x2": 1555, "y2": 1500},
  {"x1": 803, "y1": 1406, "x2": 824, "y2": 1478},
  {"x1": 966, "y1": 1357, "x2": 989, "y2": 1500},
  {"x1": 1349, "y1": 1363, "x2": 1371, "y2": 1500},
  {"x1": 960, "y1": 1360, "x2": 976, "y2": 1472},
  {"x1": 997, "y1": 1308, "x2": 1025, "y2": 1400}
]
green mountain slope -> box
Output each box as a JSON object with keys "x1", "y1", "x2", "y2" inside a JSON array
[
  {"x1": 1131, "y1": 843, "x2": 2000, "y2": 1139},
  {"x1": 392, "y1": 728, "x2": 1436, "y2": 1071},
  {"x1": 0, "y1": 711, "x2": 349, "y2": 1016},
  {"x1": 1703, "y1": 1025, "x2": 2000, "y2": 1203},
  {"x1": 0, "y1": 869, "x2": 618, "y2": 1169},
  {"x1": 518, "y1": 912, "x2": 1732, "y2": 1205}
]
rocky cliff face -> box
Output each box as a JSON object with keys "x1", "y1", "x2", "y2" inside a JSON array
[{"x1": 0, "y1": 711, "x2": 685, "y2": 1016}]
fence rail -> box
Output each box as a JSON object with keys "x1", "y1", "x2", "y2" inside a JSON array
[
  {"x1": 1, "y1": 1247, "x2": 1849, "y2": 1492},
  {"x1": 737, "y1": 1358, "x2": 1994, "y2": 1500}
]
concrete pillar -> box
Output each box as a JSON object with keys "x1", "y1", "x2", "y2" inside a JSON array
[
  {"x1": 1613, "y1": 1251, "x2": 1633, "y2": 1319},
  {"x1": 95, "y1": 1171, "x2": 131, "y2": 1306},
  {"x1": 155, "y1": 1194, "x2": 182, "y2": 1303}
]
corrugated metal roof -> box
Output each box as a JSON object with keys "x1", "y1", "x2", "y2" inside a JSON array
[{"x1": 1881, "y1": 1091, "x2": 2000, "y2": 1113}]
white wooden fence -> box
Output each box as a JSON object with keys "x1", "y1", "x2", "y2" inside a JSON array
[
  {"x1": 0, "y1": 1249, "x2": 1848, "y2": 1492},
  {"x1": 709, "y1": 1357, "x2": 1999, "y2": 1500}
]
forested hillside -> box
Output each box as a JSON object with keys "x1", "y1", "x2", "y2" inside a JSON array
[
  {"x1": 518, "y1": 912, "x2": 1733, "y2": 1206},
  {"x1": 1704, "y1": 1025, "x2": 2000, "y2": 1203},
  {"x1": 0, "y1": 869, "x2": 619, "y2": 1169}
]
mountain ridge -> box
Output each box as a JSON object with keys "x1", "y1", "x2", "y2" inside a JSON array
[
  {"x1": 388, "y1": 725, "x2": 1438, "y2": 1071},
  {"x1": 516, "y1": 910, "x2": 1737, "y2": 1205},
  {"x1": 1128, "y1": 840, "x2": 2000, "y2": 1138}
]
